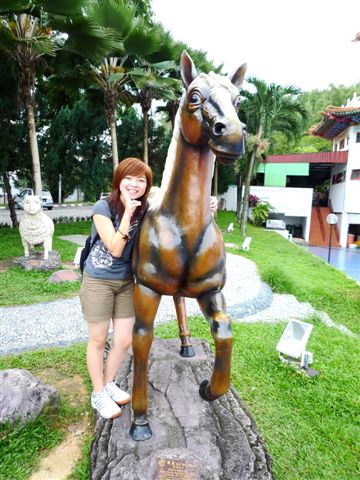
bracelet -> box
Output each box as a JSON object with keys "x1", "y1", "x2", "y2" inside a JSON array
[{"x1": 118, "y1": 229, "x2": 131, "y2": 242}]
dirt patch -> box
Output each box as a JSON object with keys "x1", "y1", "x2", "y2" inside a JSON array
[
  {"x1": 29, "y1": 369, "x2": 91, "y2": 480},
  {"x1": 0, "y1": 258, "x2": 14, "y2": 272},
  {"x1": 29, "y1": 417, "x2": 89, "y2": 480},
  {"x1": 36, "y1": 368, "x2": 88, "y2": 408}
]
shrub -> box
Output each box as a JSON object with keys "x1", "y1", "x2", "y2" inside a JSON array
[{"x1": 252, "y1": 201, "x2": 273, "y2": 226}]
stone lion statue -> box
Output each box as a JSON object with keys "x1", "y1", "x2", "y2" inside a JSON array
[{"x1": 19, "y1": 195, "x2": 54, "y2": 260}]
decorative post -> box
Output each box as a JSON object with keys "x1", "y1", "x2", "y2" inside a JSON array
[{"x1": 326, "y1": 213, "x2": 338, "y2": 263}]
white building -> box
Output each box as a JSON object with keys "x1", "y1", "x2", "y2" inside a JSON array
[{"x1": 219, "y1": 94, "x2": 360, "y2": 248}]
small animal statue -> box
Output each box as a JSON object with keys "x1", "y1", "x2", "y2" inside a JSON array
[
  {"x1": 19, "y1": 195, "x2": 54, "y2": 260},
  {"x1": 130, "y1": 51, "x2": 247, "y2": 441},
  {"x1": 227, "y1": 222, "x2": 234, "y2": 233}
]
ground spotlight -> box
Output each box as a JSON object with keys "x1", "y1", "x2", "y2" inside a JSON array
[{"x1": 276, "y1": 320, "x2": 318, "y2": 376}]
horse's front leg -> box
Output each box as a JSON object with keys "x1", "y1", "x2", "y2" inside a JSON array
[
  {"x1": 130, "y1": 283, "x2": 161, "y2": 441},
  {"x1": 197, "y1": 290, "x2": 232, "y2": 401},
  {"x1": 173, "y1": 295, "x2": 195, "y2": 358}
]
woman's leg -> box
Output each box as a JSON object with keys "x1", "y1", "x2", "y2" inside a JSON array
[
  {"x1": 87, "y1": 320, "x2": 111, "y2": 393},
  {"x1": 103, "y1": 316, "x2": 135, "y2": 385}
]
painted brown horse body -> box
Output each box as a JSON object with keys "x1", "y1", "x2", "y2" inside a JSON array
[{"x1": 130, "y1": 51, "x2": 247, "y2": 441}]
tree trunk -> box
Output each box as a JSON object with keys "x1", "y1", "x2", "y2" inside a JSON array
[
  {"x1": 236, "y1": 173, "x2": 243, "y2": 221},
  {"x1": 4, "y1": 171, "x2": 18, "y2": 228},
  {"x1": 213, "y1": 161, "x2": 218, "y2": 219},
  {"x1": 143, "y1": 108, "x2": 149, "y2": 165},
  {"x1": 213, "y1": 161, "x2": 218, "y2": 197},
  {"x1": 26, "y1": 103, "x2": 42, "y2": 196},
  {"x1": 240, "y1": 127, "x2": 263, "y2": 237},
  {"x1": 240, "y1": 148, "x2": 256, "y2": 237},
  {"x1": 110, "y1": 119, "x2": 119, "y2": 172}
]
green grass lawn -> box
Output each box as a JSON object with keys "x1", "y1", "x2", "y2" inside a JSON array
[
  {"x1": 0, "y1": 221, "x2": 91, "y2": 306},
  {"x1": 218, "y1": 212, "x2": 360, "y2": 335},
  {"x1": 0, "y1": 344, "x2": 91, "y2": 480},
  {"x1": 0, "y1": 212, "x2": 359, "y2": 479}
]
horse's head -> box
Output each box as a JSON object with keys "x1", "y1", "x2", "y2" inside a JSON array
[{"x1": 180, "y1": 51, "x2": 247, "y2": 164}]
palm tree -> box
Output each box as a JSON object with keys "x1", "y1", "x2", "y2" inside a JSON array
[
  {"x1": 239, "y1": 77, "x2": 308, "y2": 236},
  {"x1": 0, "y1": 0, "x2": 115, "y2": 195},
  {"x1": 85, "y1": 0, "x2": 161, "y2": 170},
  {"x1": 129, "y1": 59, "x2": 181, "y2": 164}
]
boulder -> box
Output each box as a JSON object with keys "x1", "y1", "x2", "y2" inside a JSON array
[
  {"x1": 91, "y1": 338, "x2": 273, "y2": 480},
  {"x1": 0, "y1": 369, "x2": 60, "y2": 425},
  {"x1": 48, "y1": 270, "x2": 81, "y2": 283}
]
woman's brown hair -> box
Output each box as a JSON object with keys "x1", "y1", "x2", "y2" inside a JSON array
[{"x1": 107, "y1": 157, "x2": 153, "y2": 221}]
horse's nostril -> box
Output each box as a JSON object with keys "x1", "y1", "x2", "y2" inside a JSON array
[{"x1": 213, "y1": 122, "x2": 226, "y2": 136}]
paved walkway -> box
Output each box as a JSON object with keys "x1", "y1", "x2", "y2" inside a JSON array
[
  {"x1": 0, "y1": 252, "x2": 352, "y2": 356},
  {"x1": 306, "y1": 245, "x2": 360, "y2": 283}
]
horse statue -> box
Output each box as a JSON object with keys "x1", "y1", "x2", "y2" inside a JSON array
[{"x1": 130, "y1": 51, "x2": 247, "y2": 441}]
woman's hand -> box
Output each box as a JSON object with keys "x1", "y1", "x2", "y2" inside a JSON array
[
  {"x1": 210, "y1": 196, "x2": 218, "y2": 214},
  {"x1": 120, "y1": 186, "x2": 141, "y2": 218}
]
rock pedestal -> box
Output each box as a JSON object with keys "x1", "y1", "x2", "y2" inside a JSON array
[
  {"x1": 12, "y1": 251, "x2": 61, "y2": 271},
  {"x1": 91, "y1": 339, "x2": 273, "y2": 480}
]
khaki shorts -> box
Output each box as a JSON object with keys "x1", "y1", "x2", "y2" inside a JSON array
[{"x1": 80, "y1": 272, "x2": 135, "y2": 323}]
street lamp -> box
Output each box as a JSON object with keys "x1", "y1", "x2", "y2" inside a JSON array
[{"x1": 326, "y1": 213, "x2": 338, "y2": 263}]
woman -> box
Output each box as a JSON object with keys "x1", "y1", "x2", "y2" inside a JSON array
[
  {"x1": 81, "y1": 157, "x2": 218, "y2": 419},
  {"x1": 80, "y1": 157, "x2": 153, "y2": 419}
]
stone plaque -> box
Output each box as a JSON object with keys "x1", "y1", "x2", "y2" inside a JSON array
[{"x1": 155, "y1": 457, "x2": 200, "y2": 479}]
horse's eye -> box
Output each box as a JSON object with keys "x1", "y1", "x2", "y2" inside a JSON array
[
  {"x1": 189, "y1": 92, "x2": 201, "y2": 104},
  {"x1": 234, "y1": 97, "x2": 241, "y2": 109}
]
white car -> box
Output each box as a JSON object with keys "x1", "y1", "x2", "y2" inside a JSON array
[
  {"x1": 100, "y1": 192, "x2": 110, "y2": 200},
  {"x1": 14, "y1": 188, "x2": 54, "y2": 210}
]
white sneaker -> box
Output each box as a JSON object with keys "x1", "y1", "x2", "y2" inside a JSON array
[
  {"x1": 91, "y1": 390, "x2": 122, "y2": 419},
  {"x1": 104, "y1": 381, "x2": 131, "y2": 405}
]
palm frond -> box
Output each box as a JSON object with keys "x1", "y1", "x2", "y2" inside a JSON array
[
  {"x1": 59, "y1": 16, "x2": 118, "y2": 61},
  {"x1": 18, "y1": 34, "x2": 56, "y2": 56},
  {"x1": 0, "y1": 1, "x2": 29, "y2": 13},
  {"x1": 89, "y1": 0, "x2": 136, "y2": 38},
  {"x1": 0, "y1": 21, "x2": 18, "y2": 51},
  {"x1": 107, "y1": 71, "x2": 127, "y2": 85},
  {"x1": 41, "y1": 0, "x2": 85, "y2": 17},
  {"x1": 149, "y1": 60, "x2": 177, "y2": 71},
  {"x1": 124, "y1": 27, "x2": 160, "y2": 56}
]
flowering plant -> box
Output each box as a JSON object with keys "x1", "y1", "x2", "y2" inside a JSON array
[{"x1": 248, "y1": 194, "x2": 259, "y2": 208}]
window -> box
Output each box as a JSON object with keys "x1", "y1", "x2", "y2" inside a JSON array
[
  {"x1": 339, "y1": 138, "x2": 345, "y2": 149},
  {"x1": 356, "y1": 132, "x2": 360, "y2": 143},
  {"x1": 332, "y1": 171, "x2": 346, "y2": 184},
  {"x1": 351, "y1": 169, "x2": 360, "y2": 180}
]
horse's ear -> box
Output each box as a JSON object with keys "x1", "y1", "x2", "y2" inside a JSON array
[
  {"x1": 180, "y1": 51, "x2": 198, "y2": 88},
  {"x1": 229, "y1": 63, "x2": 247, "y2": 89}
]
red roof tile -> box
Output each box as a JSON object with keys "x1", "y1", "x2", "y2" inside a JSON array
[{"x1": 265, "y1": 151, "x2": 348, "y2": 164}]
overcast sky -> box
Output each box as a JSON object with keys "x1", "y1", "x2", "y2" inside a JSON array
[{"x1": 152, "y1": 0, "x2": 360, "y2": 92}]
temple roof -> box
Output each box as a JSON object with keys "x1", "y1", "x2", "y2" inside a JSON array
[{"x1": 309, "y1": 97, "x2": 360, "y2": 139}]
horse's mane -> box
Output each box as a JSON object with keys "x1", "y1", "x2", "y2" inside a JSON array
[{"x1": 148, "y1": 94, "x2": 184, "y2": 210}]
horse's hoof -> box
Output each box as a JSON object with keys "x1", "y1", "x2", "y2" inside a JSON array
[
  {"x1": 180, "y1": 345, "x2": 195, "y2": 357},
  {"x1": 199, "y1": 380, "x2": 212, "y2": 401},
  {"x1": 129, "y1": 422, "x2": 152, "y2": 441}
]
